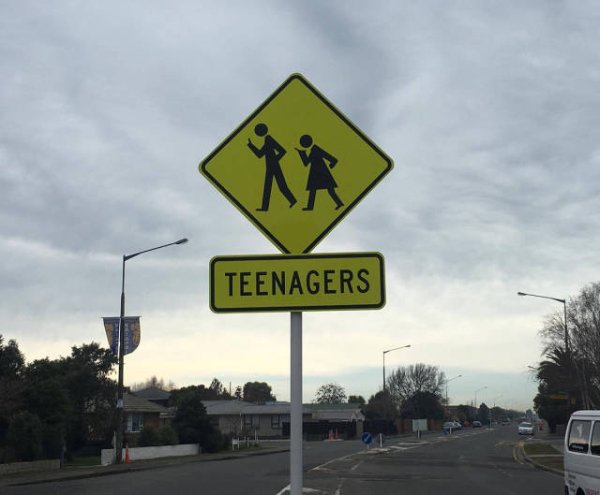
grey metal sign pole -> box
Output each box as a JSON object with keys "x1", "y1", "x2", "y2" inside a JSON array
[{"x1": 290, "y1": 311, "x2": 303, "y2": 495}]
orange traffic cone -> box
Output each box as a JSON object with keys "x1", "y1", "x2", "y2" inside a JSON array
[{"x1": 125, "y1": 446, "x2": 131, "y2": 464}]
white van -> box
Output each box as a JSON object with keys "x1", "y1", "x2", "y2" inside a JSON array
[{"x1": 564, "y1": 410, "x2": 600, "y2": 495}]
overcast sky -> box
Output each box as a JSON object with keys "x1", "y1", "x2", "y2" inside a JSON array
[{"x1": 2, "y1": 1, "x2": 600, "y2": 411}]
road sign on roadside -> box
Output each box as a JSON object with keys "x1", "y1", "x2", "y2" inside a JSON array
[
  {"x1": 199, "y1": 73, "x2": 393, "y2": 254},
  {"x1": 210, "y1": 252, "x2": 385, "y2": 312}
]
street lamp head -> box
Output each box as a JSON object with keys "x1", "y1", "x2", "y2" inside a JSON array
[
  {"x1": 175, "y1": 238, "x2": 188, "y2": 245},
  {"x1": 383, "y1": 344, "x2": 411, "y2": 354},
  {"x1": 517, "y1": 292, "x2": 527, "y2": 296}
]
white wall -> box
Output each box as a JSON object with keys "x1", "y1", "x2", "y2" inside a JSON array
[{"x1": 101, "y1": 444, "x2": 199, "y2": 466}]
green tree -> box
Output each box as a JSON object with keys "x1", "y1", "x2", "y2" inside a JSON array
[
  {"x1": 455, "y1": 404, "x2": 475, "y2": 423},
  {"x1": 313, "y1": 383, "x2": 347, "y2": 404},
  {"x1": 172, "y1": 387, "x2": 224, "y2": 452},
  {"x1": 171, "y1": 379, "x2": 232, "y2": 404},
  {"x1": 0, "y1": 335, "x2": 25, "y2": 378},
  {"x1": 243, "y1": 381, "x2": 276, "y2": 403},
  {"x1": 158, "y1": 424, "x2": 178, "y2": 445},
  {"x1": 477, "y1": 403, "x2": 490, "y2": 423},
  {"x1": 401, "y1": 391, "x2": 445, "y2": 420},
  {"x1": 138, "y1": 426, "x2": 160, "y2": 447},
  {"x1": 22, "y1": 375, "x2": 71, "y2": 458},
  {"x1": 533, "y1": 347, "x2": 578, "y2": 432},
  {"x1": 348, "y1": 395, "x2": 366, "y2": 405},
  {"x1": 62, "y1": 343, "x2": 117, "y2": 451},
  {"x1": 234, "y1": 385, "x2": 243, "y2": 400},
  {"x1": 24, "y1": 342, "x2": 117, "y2": 454},
  {"x1": 6, "y1": 412, "x2": 43, "y2": 462},
  {"x1": 0, "y1": 336, "x2": 25, "y2": 450},
  {"x1": 131, "y1": 375, "x2": 176, "y2": 392},
  {"x1": 364, "y1": 391, "x2": 398, "y2": 435},
  {"x1": 210, "y1": 378, "x2": 232, "y2": 399}
]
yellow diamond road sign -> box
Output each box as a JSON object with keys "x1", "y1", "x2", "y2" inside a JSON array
[{"x1": 199, "y1": 73, "x2": 393, "y2": 254}]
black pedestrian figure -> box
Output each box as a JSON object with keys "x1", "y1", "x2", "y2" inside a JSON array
[
  {"x1": 247, "y1": 123, "x2": 297, "y2": 211},
  {"x1": 296, "y1": 134, "x2": 344, "y2": 211}
]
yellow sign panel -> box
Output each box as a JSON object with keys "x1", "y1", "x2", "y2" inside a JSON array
[
  {"x1": 200, "y1": 74, "x2": 393, "y2": 254},
  {"x1": 210, "y1": 253, "x2": 385, "y2": 312}
]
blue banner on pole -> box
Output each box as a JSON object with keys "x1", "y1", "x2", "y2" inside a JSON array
[
  {"x1": 102, "y1": 316, "x2": 141, "y2": 356},
  {"x1": 103, "y1": 317, "x2": 119, "y2": 355},
  {"x1": 123, "y1": 317, "x2": 141, "y2": 355}
]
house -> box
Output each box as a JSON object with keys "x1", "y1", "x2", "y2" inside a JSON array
[
  {"x1": 123, "y1": 392, "x2": 168, "y2": 436},
  {"x1": 202, "y1": 400, "x2": 312, "y2": 438},
  {"x1": 202, "y1": 400, "x2": 364, "y2": 440},
  {"x1": 300, "y1": 403, "x2": 365, "y2": 440},
  {"x1": 126, "y1": 387, "x2": 365, "y2": 440}
]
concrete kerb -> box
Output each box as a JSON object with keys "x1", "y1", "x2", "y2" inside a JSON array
[
  {"x1": 518, "y1": 433, "x2": 564, "y2": 476},
  {"x1": 1, "y1": 444, "x2": 290, "y2": 487}
]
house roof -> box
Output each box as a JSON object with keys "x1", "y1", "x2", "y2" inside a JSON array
[
  {"x1": 202, "y1": 400, "x2": 249, "y2": 415},
  {"x1": 134, "y1": 387, "x2": 171, "y2": 401},
  {"x1": 202, "y1": 400, "x2": 311, "y2": 416},
  {"x1": 200, "y1": 400, "x2": 366, "y2": 418},
  {"x1": 307, "y1": 403, "x2": 364, "y2": 410},
  {"x1": 124, "y1": 392, "x2": 168, "y2": 414}
]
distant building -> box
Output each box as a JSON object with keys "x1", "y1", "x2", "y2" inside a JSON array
[
  {"x1": 202, "y1": 400, "x2": 364, "y2": 439},
  {"x1": 128, "y1": 388, "x2": 365, "y2": 440}
]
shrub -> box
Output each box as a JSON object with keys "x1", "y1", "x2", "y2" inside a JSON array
[
  {"x1": 137, "y1": 426, "x2": 160, "y2": 447},
  {"x1": 6, "y1": 412, "x2": 43, "y2": 461},
  {"x1": 158, "y1": 425, "x2": 178, "y2": 445}
]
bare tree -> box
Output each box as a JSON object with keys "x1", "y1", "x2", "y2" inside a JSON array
[
  {"x1": 313, "y1": 383, "x2": 347, "y2": 404},
  {"x1": 538, "y1": 281, "x2": 600, "y2": 409},
  {"x1": 387, "y1": 363, "x2": 445, "y2": 406}
]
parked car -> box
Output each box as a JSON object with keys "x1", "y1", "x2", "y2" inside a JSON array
[
  {"x1": 518, "y1": 421, "x2": 535, "y2": 435},
  {"x1": 472, "y1": 421, "x2": 482, "y2": 428},
  {"x1": 443, "y1": 422, "x2": 457, "y2": 432}
]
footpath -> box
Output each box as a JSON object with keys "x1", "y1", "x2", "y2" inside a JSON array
[{"x1": 518, "y1": 427, "x2": 564, "y2": 476}]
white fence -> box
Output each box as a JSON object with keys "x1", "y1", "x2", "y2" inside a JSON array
[{"x1": 101, "y1": 444, "x2": 199, "y2": 466}]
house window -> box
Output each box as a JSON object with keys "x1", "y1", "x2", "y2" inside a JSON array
[
  {"x1": 243, "y1": 415, "x2": 259, "y2": 429},
  {"x1": 127, "y1": 413, "x2": 144, "y2": 433},
  {"x1": 271, "y1": 415, "x2": 281, "y2": 429}
]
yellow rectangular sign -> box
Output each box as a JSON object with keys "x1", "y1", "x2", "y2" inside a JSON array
[{"x1": 210, "y1": 252, "x2": 385, "y2": 312}]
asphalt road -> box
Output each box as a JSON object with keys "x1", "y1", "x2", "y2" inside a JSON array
[
  {"x1": 2, "y1": 427, "x2": 562, "y2": 495},
  {"x1": 304, "y1": 426, "x2": 563, "y2": 494}
]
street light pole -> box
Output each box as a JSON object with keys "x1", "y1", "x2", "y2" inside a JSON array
[
  {"x1": 115, "y1": 237, "x2": 188, "y2": 464},
  {"x1": 474, "y1": 386, "x2": 487, "y2": 409},
  {"x1": 491, "y1": 395, "x2": 503, "y2": 427},
  {"x1": 517, "y1": 291, "x2": 568, "y2": 355},
  {"x1": 445, "y1": 374, "x2": 463, "y2": 407},
  {"x1": 382, "y1": 345, "x2": 411, "y2": 392}
]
